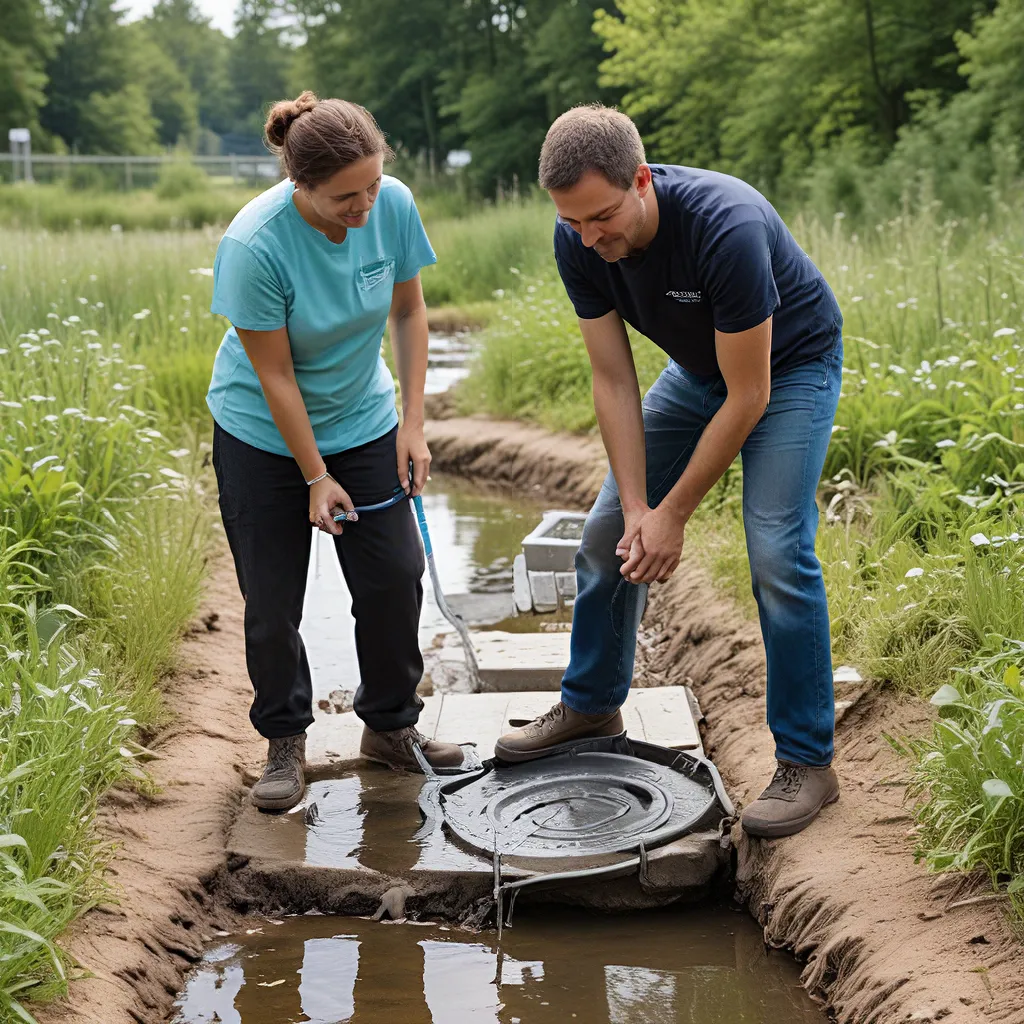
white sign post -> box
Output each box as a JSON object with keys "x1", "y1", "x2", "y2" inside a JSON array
[{"x1": 8, "y1": 128, "x2": 32, "y2": 184}]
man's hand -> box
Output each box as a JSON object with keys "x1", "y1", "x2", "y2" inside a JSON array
[
  {"x1": 619, "y1": 503, "x2": 688, "y2": 584},
  {"x1": 397, "y1": 420, "x2": 431, "y2": 496}
]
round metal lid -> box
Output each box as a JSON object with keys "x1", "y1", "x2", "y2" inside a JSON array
[{"x1": 437, "y1": 752, "x2": 718, "y2": 859}]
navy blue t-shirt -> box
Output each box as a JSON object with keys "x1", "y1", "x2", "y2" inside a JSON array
[{"x1": 553, "y1": 164, "x2": 842, "y2": 378}]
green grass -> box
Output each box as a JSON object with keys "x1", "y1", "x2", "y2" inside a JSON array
[
  {"x1": 0, "y1": 231, "x2": 214, "y2": 1020},
  {"x1": 0, "y1": 183, "x2": 262, "y2": 232},
  {"x1": 462, "y1": 200, "x2": 1024, "y2": 919}
]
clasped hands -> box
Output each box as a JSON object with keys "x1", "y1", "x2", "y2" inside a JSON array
[{"x1": 617, "y1": 501, "x2": 688, "y2": 585}]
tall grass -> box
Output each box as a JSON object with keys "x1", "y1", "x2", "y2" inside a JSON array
[
  {"x1": 463, "y1": 200, "x2": 1024, "y2": 917},
  {"x1": 0, "y1": 232, "x2": 213, "y2": 1020},
  {"x1": 0, "y1": 184, "x2": 260, "y2": 232}
]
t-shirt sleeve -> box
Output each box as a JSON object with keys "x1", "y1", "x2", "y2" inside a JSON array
[
  {"x1": 397, "y1": 192, "x2": 437, "y2": 282},
  {"x1": 699, "y1": 215, "x2": 780, "y2": 334},
  {"x1": 210, "y1": 236, "x2": 287, "y2": 331},
  {"x1": 553, "y1": 224, "x2": 613, "y2": 320}
]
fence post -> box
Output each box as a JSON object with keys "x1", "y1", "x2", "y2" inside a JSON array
[
  {"x1": 125, "y1": 159, "x2": 133, "y2": 190},
  {"x1": 230, "y1": 153, "x2": 238, "y2": 183}
]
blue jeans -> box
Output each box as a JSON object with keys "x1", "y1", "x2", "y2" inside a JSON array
[{"x1": 562, "y1": 338, "x2": 843, "y2": 767}]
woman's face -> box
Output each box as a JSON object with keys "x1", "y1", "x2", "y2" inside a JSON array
[{"x1": 303, "y1": 153, "x2": 385, "y2": 230}]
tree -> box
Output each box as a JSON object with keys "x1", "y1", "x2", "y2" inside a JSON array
[
  {"x1": 41, "y1": 0, "x2": 160, "y2": 153},
  {"x1": 147, "y1": 0, "x2": 233, "y2": 136},
  {"x1": 225, "y1": 0, "x2": 295, "y2": 137},
  {"x1": 0, "y1": 0, "x2": 57, "y2": 143}
]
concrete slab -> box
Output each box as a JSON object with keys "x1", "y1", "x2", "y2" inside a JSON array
[
  {"x1": 306, "y1": 696, "x2": 444, "y2": 775},
  {"x1": 306, "y1": 685, "x2": 702, "y2": 775},
  {"x1": 439, "y1": 629, "x2": 573, "y2": 691},
  {"x1": 443, "y1": 591, "x2": 515, "y2": 626}
]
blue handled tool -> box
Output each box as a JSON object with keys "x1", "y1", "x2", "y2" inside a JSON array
[{"x1": 333, "y1": 475, "x2": 481, "y2": 689}]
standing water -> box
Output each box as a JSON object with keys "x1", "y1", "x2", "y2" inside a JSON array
[
  {"x1": 177, "y1": 333, "x2": 827, "y2": 1023},
  {"x1": 171, "y1": 908, "x2": 824, "y2": 1023}
]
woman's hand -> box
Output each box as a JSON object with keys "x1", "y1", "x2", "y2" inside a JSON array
[
  {"x1": 397, "y1": 421, "x2": 431, "y2": 497},
  {"x1": 309, "y1": 476, "x2": 354, "y2": 536}
]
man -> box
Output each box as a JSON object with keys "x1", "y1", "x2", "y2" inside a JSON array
[{"x1": 495, "y1": 105, "x2": 844, "y2": 839}]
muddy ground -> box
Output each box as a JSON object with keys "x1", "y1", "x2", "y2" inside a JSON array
[{"x1": 36, "y1": 415, "x2": 1024, "y2": 1024}]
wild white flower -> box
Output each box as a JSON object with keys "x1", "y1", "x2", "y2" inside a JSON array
[
  {"x1": 179, "y1": 326, "x2": 189, "y2": 333},
  {"x1": 78, "y1": 296, "x2": 88, "y2": 305},
  {"x1": 189, "y1": 267, "x2": 214, "y2": 277},
  {"x1": 905, "y1": 567, "x2": 925, "y2": 578},
  {"x1": 47, "y1": 312, "x2": 60, "y2": 320},
  {"x1": 851, "y1": 295, "x2": 864, "y2": 303},
  {"x1": 87, "y1": 342, "x2": 102, "y2": 350},
  {"x1": 1, "y1": 400, "x2": 23, "y2": 408},
  {"x1": 81, "y1": 329, "x2": 99, "y2": 337},
  {"x1": 111, "y1": 224, "x2": 123, "y2": 232},
  {"x1": 970, "y1": 533, "x2": 990, "y2": 547},
  {"x1": 935, "y1": 439, "x2": 956, "y2": 448},
  {"x1": 67, "y1": 315, "x2": 81, "y2": 323},
  {"x1": 888, "y1": 364, "x2": 906, "y2": 374},
  {"x1": 169, "y1": 448, "x2": 190, "y2": 458},
  {"x1": 993, "y1": 327, "x2": 1017, "y2": 338},
  {"x1": 132, "y1": 308, "x2": 152, "y2": 320}
]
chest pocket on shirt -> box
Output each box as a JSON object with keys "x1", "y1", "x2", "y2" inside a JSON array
[{"x1": 357, "y1": 257, "x2": 396, "y2": 292}]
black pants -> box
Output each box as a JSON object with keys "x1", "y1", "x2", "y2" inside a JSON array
[{"x1": 213, "y1": 423, "x2": 426, "y2": 739}]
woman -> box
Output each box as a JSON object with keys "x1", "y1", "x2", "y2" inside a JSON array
[{"x1": 208, "y1": 91, "x2": 463, "y2": 812}]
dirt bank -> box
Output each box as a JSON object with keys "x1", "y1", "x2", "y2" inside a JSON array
[
  {"x1": 426, "y1": 415, "x2": 1024, "y2": 1024},
  {"x1": 35, "y1": 551, "x2": 264, "y2": 1024}
]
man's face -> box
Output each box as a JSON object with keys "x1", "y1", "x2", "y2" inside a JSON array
[
  {"x1": 549, "y1": 167, "x2": 651, "y2": 262},
  {"x1": 304, "y1": 153, "x2": 384, "y2": 229}
]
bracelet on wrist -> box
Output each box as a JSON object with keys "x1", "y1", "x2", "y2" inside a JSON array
[{"x1": 306, "y1": 471, "x2": 329, "y2": 487}]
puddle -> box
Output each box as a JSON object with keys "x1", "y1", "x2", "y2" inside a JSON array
[
  {"x1": 301, "y1": 473, "x2": 557, "y2": 702},
  {"x1": 249, "y1": 766, "x2": 471, "y2": 874},
  {"x1": 171, "y1": 907, "x2": 825, "y2": 1024}
]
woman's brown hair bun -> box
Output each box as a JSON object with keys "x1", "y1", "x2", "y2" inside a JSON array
[
  {"x1": 263, "y1": 91, "x2": 394, "y2": 188},
  {"x1": 264, "y1": 90, "x2": 319, "y2": 150}
]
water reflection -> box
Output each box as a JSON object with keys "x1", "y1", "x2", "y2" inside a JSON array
[
  {"x1": 300, "y1": 474, "x2": 545, "y2": 702},
  {"x1": 172, "y1": 910, "x2": 825, "y2": 1024},
  {"x1": 257, "y1": 767, "x2": 480, "y2": 875}
]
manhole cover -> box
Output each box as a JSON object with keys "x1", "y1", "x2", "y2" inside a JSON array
[{"x1": 437, "y1": 752, "x2": 719, "y2": 859}]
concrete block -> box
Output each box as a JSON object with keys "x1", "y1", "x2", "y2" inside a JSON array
[
  {"x1": 439, "y1": 629, "x2": 571, "y2": 691},
  {"x1": 528, "y1": 570, "x2": 559, "y2": 613},
  {"x1": 554, "y1": 571, "x2": 577, "y2": 606},
  {"x1": 512, "y1": 553, "x2": 532, "y2": 614},
  {"x1": 521, "y1": 510, "x2": 587, "y2": 573}
]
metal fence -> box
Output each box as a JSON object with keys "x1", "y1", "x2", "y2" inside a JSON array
[{"x1": 0, "y1": 152, "x2": 284, "y2": 189}]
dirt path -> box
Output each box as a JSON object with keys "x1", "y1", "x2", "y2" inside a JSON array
[
  {"x1": 38, "y1": 414, "x2": 1024, "y2": 1024},
  {"x1": 36, "y1": 550, "x2": 264, "y2": 1024},
  {"x1": 427, "y1": 415, "x2": 1024, "y2": 1024}
]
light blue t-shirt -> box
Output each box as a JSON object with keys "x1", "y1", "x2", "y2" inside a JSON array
[{"x1": 206, "y1": 175, "x2": 437, "y2": 456}]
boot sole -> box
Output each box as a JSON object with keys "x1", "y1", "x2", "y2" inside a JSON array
[
  {"x1": 361, "y1": 751, "x2": 466, "y2": 773},
  {"x1": 741, "y1": 788, "x2": 840, "y2": 839},
  {"x1": 252, "y1": 787, "x2": 305, "y2": 813},
  {"x1": 494, "y1": 729, "x2": 627, "y2": 764}
]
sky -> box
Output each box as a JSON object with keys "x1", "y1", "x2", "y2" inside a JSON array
[{"x1": 118, "y1": 0, "x2": 237, "y2": 35}]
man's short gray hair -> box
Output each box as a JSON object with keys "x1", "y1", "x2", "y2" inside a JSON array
[{"x1": 539, "y1": 104, "x2": 646, "y2": 192}]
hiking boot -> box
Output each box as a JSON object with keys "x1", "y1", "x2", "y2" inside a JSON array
[
  {"x1": 360, "y1": 725, "x2": 465, "y2": 772},
  {"x1": 251, "y1": 734, "x2": 306, "y2": 812},
  {"x1": 494, "y1": 702, "x2": 624, "y2": 763},
  {"x1": 741, "y1": 761, "x2": 840, "y2": 839}
]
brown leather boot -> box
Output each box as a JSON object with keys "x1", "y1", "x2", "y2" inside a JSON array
[
  {"x1": 360, "y1": 725, "x2": 465, "y2": 771},
  {"x1": 494, "y1": 701, "x2": 624, "y2": 763},
  {"x1": 251, "y1": 733, "x2": 306, "y2": 812},
  {"x1": 741, "y1": 761, "x2": 840, "y2": 838}
]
